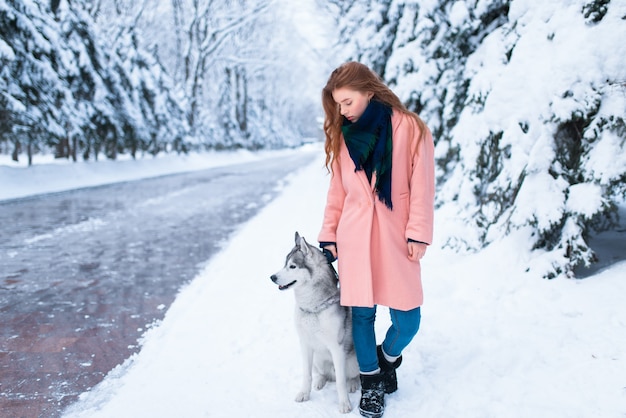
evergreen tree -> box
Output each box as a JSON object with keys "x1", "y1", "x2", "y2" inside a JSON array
[
  {"x1": 0, "y1": 0, "x2": 69, "y2": 164},
  {"x1": 2, "y1": 0, "x2": 327, "y2": 160},
  {"x1": 74, "y1": 0, "x2": 189, "y2": 159},
  {"x1": 0, "y1": 0, "x2": 189, "y2": 164}
]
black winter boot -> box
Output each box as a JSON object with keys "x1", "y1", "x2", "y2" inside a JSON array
[
  {"x1": 359, "y1": 373, "x2": 386, "y2": 418},
  {"x1": 377, "y1": 345, "x2": 402, "y2": 394}
]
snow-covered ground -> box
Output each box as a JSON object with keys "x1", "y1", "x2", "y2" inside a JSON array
[
  {"x1": 2, "y1": 148, "x2": 625, "y2": 417},
  {"x1": 0, "y1": 148, "x2": 301, "y2": 201}
]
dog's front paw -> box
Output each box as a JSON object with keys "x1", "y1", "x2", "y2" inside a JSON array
[
  {"x1": 294, "y1": 391, "x2": 310, "y2": 403},
  {"x1": 338, "y1": 399, "x2": 352, "y2": 414}
]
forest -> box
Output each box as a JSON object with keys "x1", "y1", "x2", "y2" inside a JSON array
[
  {"x1": 0, "y1": 0, "x2": 322, "y2": 163},
  {"x1": 1, "y1": 0, "x2": 625, "y2": 279}
]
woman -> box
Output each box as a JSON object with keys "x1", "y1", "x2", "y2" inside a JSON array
[{"x1": 318, "y1": 62, "x2": 435, "y2": 418}]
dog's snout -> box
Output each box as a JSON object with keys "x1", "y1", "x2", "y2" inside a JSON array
[{"x1": 270, "y1": 274, "x2": 277, "y2": 283}]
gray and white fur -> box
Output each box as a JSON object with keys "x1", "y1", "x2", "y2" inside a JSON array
[{"x1": 270, "y1": 232, "x2": 360, "y2": 413}]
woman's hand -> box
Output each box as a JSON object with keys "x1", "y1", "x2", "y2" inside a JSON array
[
  {"x1": 325, "y1": 244, "x2": 338, "y2": 260},
  {"x1": 407, "y1": 241, "x2": 427, "y2": 261}
]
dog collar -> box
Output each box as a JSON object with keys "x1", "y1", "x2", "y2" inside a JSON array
[{"x1": 299, "y1": 294, "x2": 341, "y2": 314}]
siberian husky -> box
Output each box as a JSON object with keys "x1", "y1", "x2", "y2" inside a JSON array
[{"x1": 270, "y1": 232, "x2": 360, "y2": 413}]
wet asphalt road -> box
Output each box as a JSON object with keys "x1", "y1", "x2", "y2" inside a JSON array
[{"x1": 0, "y1": 150, "x2": 317, "y2": 417}]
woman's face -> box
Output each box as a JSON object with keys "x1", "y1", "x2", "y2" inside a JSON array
[{"x1": 332, "y1": 87, "x2": 373, "y2": 123}]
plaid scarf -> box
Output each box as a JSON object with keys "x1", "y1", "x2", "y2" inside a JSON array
[{"x1": 342, "y1": 100, "x2": 393, "y2": 209}]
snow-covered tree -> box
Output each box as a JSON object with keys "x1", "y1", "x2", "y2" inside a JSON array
[
  {"x1": 329, "y1": 0, "x2": 626, "y2": 278},
  {"x1": 0, "y1": 0, "x2": 189, "y2": 164},
  {"x1": 77, "y1": 0, "x2": 189, "y2": 158},
  {"x1": 321, "y1": 0, "x2": 400, "y2": 77},
  {"x1": 446, "y1": 0, "x2": 625, "y2": 279},
  {"x1": 0, "y1": 0, "x2": 69, "y2": 164},
  {"x1": 2, "y1": 0, "x2": 328, "y2": 163},
  {"x1": 126, "y1": 0, "x2": 319, "y2": 149}
]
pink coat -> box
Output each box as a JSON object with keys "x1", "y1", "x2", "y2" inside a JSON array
[{"x1": 318, "y1": 111, "x2": 435, "y2": 310}]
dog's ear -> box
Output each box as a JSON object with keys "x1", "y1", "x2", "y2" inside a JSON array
[{"x1": 295, "y1": 232, "x2": 310, "y2": 255}]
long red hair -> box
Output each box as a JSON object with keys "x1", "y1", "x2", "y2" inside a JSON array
[{"x1": 322, "y1": 61, "x2": 428, "y2": 171}]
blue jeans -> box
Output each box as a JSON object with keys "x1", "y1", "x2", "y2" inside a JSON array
[{"x1": 351, "y1": 305, "x2": 421, "y2": 373}]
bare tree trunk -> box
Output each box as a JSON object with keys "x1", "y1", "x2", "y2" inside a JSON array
[
  {"x1": 11, "y1": 140, "x2": 20, "y2": 162},
  {"x1": 171, "y1": 0, "x2": 185, "y2": 82},
  {"x1": 71, "y1": 134, "x2": 77, "y2": 162},
  {"x1": 27, "y1": 137, "x2": 33, "y2": 166},
  {"x1": 235, "y1": 66, "x2": 247, "y2": 133}
]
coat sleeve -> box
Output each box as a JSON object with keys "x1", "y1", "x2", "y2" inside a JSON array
[
  {"x1": 318, "y1": 158, "x2": 346, "y2": 244},
  {"x1": 405, "y1": 124, "x2": 435, "y2": 245}
]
